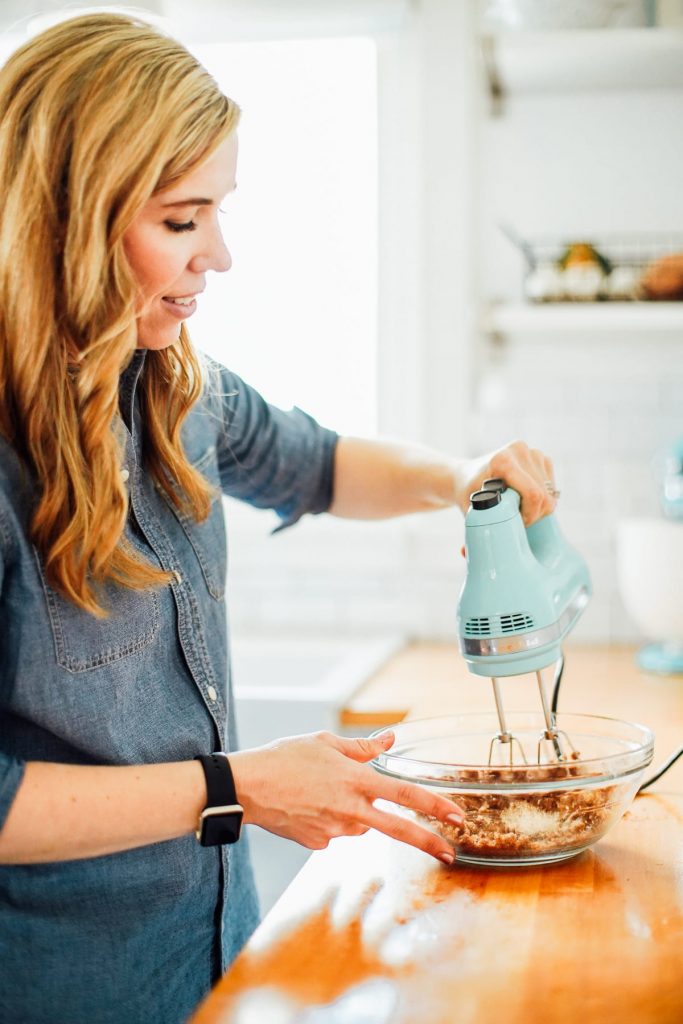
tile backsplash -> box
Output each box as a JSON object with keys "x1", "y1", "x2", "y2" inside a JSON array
[{"x1": 225, "y1": 501, "x2": 466, "y2": 643}]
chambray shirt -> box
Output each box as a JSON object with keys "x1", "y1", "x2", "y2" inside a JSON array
[{"x1": 0, "y1": 351, "x2": 338, "y2": 1024}]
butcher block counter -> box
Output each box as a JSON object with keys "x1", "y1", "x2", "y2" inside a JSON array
[{"x1": 193, "y1": 644, "x2": 683, "y2": 1024}]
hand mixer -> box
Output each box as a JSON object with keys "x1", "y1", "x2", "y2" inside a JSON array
[{"x1": 457, "y1": 479, "x2": 592, "y2": 765}]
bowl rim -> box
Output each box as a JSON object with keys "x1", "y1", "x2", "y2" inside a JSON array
[{"x1": 370, "y1": 710, "x2": 654, "y2": 788}]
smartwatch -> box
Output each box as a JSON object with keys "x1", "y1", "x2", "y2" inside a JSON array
[{"x1": 194, "y1": 752, "x2": 244, "y2": 846}]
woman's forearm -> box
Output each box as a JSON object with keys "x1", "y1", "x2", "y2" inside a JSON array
[
  {"x1": 1, "y1": 737, "x2": 463, "y2": 868},
  {"x1": 328, "y1": 436, "x2": 463, "y2": 520},
  {"x1": 0, "y1": 760, "x2": 207, "y2": 864},
  {"x1": 328, "y1": 436, "x2": 557, "y2": 527}
]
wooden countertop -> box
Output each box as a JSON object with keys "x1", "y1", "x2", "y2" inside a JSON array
[{"x1": 193, "y1": 644, "x2": 683, "y2": 1024}]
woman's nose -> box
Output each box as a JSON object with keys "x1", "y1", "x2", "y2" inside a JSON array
[
  {"x1": 190, "y1": 229, "x2": 232, "y2": 274},
  {"x1": 210, "y1": 236, "x2": 232, "y2": 273}
]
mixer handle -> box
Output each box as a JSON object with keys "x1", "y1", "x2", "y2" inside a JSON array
[{"x1": 480, "y1": 478, "x2": 566, "y2": 569}]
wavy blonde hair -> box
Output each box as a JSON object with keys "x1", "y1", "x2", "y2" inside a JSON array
[{"x1": 0, "y1": 12, "x2": 240, "y2": 616}]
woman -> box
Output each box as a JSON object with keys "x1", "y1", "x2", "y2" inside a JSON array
[{"x1": 0, "y1": 13, "x2": 557, "y2": 1024}]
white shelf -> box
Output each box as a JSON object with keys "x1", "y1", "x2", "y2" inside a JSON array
[
  {"x1": 482, "y1": 302, "x2": 683, "y2": 335},
  {"x1": 481, "y1": 28, "x2": 683, "y2": 100}
]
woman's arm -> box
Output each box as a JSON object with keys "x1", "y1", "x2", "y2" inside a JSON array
[
  {"x1": 328, "y1": 436, "x2": 557, "y2": 527},
  {"x1": 0, "y1": 733, "x2": 463, "y2": 866},
  {"x1": 0, "y1": 760, "x2": 207, "y2": 864}
]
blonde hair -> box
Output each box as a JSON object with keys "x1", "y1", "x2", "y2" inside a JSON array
[{"x1": 0, "y1": 12, "x2": 240, "y2": 615}]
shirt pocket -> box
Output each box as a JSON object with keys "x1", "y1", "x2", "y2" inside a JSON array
[
  {"x1": 34, "y1": 536, "x2": 161, "y2": 675},
  {"x1": 162, "y1": 445, "x2": 227, "y2": 601}
]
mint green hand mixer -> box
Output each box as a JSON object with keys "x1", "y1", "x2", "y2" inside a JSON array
[{"x1": 457, "y1": 479, "x2": 592, "y2": 765}]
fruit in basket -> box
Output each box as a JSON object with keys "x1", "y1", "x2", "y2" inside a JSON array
[
  {"x1": 558, "y1": 242, "x2": 612, "y2": 274},
  {"x1": 603, "y1": 265, "x2": 641, "y2": 301},
  {"x1": 557, "y1": 242, "x2": 611, "y2": 302},
  {"x1": 561, "y1": 265, "x2": 604, "y2": 301},
  {"x1": 525, "y1": 264, "x2": 564, "y2": 302},
  {"x1": 640, "y1": 253, "x2": 683, "y2": 300}
]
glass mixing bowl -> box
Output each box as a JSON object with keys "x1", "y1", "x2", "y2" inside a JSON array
[{"x1": 371, "y1": 712, "x2": 654, "y2": 866}]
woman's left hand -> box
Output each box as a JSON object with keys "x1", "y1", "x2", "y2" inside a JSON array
[
  {"x1": 454, "y1": 439, "x2": 557, "y2": 527},
  {"x1": 229, "y1": 730, "x2": 463, "y2": 863}
]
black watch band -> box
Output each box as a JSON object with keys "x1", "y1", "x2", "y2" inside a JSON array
[{"x1": 194, "y1": 753, "x2": 243, "y2": 846}]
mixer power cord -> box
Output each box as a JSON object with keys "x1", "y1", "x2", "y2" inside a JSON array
[
  {"x1": 550, "y1": 652, "x2": 683, "y2": 793},
  {"x1": 638, "y1": 746, "x2": 683, "y2": 793},
  {"x1": 550, "y1": 655, "x2": 564, "y2": 716}
]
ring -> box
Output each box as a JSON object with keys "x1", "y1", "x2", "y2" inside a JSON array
[{"x1": 544, "y1": 480, "x2": 561, "y2": 499}]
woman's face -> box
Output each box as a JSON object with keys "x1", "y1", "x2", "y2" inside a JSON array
[{"x1": 123, "y1": 132, "x2": 238, "y2": 349}]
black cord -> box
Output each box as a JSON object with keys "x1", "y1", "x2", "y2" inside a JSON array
[
  {"x1": 551, "y1": 649, "x2": 681, "y2": 793},
  {"x1": 638, "y1": 745, "x2": 683, "y2": 794},
  {"x1": 551, "y1": 652, "x2": 564, "y2": 716}
]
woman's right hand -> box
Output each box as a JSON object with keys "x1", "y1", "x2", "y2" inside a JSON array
[{"x1": 228, "y1": 730, "x2": 464, "y2": 865}]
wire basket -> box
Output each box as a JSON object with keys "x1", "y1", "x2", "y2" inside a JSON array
[{"x1": 501, "y1": 225, "x2": 683, "y2": 303}]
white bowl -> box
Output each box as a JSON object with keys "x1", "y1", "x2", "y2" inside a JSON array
[{"x1": 616, "y1": 518, "x2": 683, "y2": 640}]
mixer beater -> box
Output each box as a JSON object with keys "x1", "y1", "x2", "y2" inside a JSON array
[
  {"x1": 488, "y1": 668, "x2": 580, "y2": 765},
  {"x1": 457, "y1": 481, "x2": 591, "y2": 767}
]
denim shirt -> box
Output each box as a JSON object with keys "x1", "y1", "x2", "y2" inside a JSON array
[{"x1": 0, "y1": 351, "x2": 338, "y2": 1024}]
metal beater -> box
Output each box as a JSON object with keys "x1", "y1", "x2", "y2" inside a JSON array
[{"x1": 456, "y1": 480, "x2": 591, "y2": 766}]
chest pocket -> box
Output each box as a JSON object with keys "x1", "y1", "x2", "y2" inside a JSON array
[
  {"x1": 161, "y1": 445, "x2": 227, "y2": 601},
  {"x1": 35, "y1": 532, "x2": 161, "y2": 675}
]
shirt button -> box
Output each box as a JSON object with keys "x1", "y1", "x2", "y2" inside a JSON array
[
  {"x1": 207, "y1": 686, "x2": 217, "y2": 702},
  {"x1": 172, "y1": 570, "x2": 183, "y2": 585},
  {"x1": 120, "y1": 468, "x2": 130, "y2": 482}
]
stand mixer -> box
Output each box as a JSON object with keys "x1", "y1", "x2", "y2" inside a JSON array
[{"x1": 457, "y1": 479, "x2": 592, "y2": 765}]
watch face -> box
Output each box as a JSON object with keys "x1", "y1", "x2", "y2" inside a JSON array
[{"x1": 200, "y1": 808, "x2": 243, "y2": 846}]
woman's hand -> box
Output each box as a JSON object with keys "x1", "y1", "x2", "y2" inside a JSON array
[
  {"x1": 229, "y1": 730, "x2": 464, "y2": 865},
  {"x1": 453, "y1": 439, "x2": 557, "y2": 527}
]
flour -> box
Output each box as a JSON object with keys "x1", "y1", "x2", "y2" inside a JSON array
[{"x1": 500, "y1": 802, "x2": 561, "y2": 836}]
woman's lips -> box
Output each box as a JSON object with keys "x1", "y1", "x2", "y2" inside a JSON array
[{"x1": 161, "y1": 295, "x2": 197, "y2": 319}]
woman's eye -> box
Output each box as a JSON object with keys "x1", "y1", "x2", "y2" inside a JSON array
[{"x1": 164, "y1": 220, "x2": 197, "y2": 233}]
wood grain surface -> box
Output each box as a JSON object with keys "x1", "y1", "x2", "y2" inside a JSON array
[{"x1": 193, "y1": 644, "x2": 683, "y2": 1024}]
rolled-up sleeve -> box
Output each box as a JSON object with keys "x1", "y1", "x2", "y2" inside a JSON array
[
  {"x1": 0, "y1": 514, "x2": 25, "y2": 831},
  {"x1": 210, "y1": 363, "x2": 338, "y2": 530},
  {"x1": 0, "y1": 755, "x2": 24, "y2": 833}
]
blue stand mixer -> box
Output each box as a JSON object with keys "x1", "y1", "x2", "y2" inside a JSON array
[{"x1": 457, "y1": 479, "x2": 592, "y2": 765}]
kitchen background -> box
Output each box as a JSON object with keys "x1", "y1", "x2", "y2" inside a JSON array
[
  {"x1": 195, "y1": 0, "x2": 681, "y2": 648},
  {"x1": 3, "y1": 0, "x2": 681, "y2": 911}
]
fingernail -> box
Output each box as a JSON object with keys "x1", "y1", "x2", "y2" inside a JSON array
[
  {"x1": 376, "y1": 730, "x2": 394, "y2": 745},
  {"x1": 446, "y1": 813, "x2": 464, "y2": 825},
  {"x1": 439, "y1": 851, "x2": 454, "y2": 865}
]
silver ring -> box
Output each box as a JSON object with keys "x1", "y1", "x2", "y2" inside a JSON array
[{"x1": 544, "y1": 480, "x2": 561, "y2": 499}]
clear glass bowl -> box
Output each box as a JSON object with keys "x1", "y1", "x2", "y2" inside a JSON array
[{"x1": 371, "y1": 713, "x2": 654, "y2": 866}]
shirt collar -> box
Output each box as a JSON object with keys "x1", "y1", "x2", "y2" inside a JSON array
[{"x1": 119, "y1": 349, "x2": 147, "y2": 431}]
